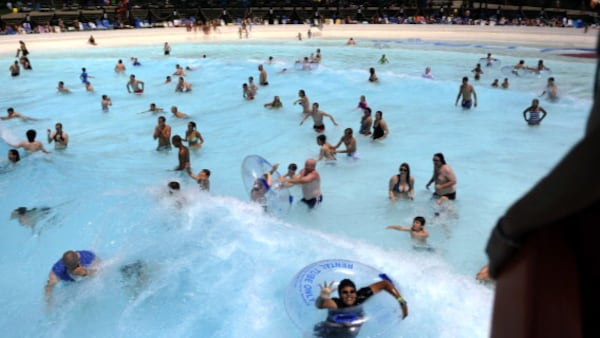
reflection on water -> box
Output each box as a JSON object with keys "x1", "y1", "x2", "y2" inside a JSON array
[{"x1": 0, "y1": 38, "x2": 594, "y2": 337}]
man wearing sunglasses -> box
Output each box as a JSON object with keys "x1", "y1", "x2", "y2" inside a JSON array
[
  {"x1": 314, "y1": 278, "x2": 408, "y2": 337},
  {"x1": 44, "y1": 250, "x2": 99, "y2": 304}
]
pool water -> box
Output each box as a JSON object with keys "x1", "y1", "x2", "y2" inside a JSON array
[{"x1": 0, "y1": 37, "x2": 594, "y2": 338}]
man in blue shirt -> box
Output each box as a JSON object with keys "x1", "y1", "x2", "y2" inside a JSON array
[{"x1": 44, "y1": 250, "x2": 99, "y2": 303}]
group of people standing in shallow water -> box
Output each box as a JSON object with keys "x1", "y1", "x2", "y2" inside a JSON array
[
  {"x1": 455, "y1": 53, "x2": 557, "y2": 126},
  {"x1": 9, "y1": 36, "x2": 570, "y2": 317}
]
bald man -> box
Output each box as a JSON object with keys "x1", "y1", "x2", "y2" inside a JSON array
[{"x1": 285, "y1": 158, "x2": 322, "y2": 209}]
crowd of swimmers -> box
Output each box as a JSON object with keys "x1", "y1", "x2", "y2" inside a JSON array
[{"x1": 4, "y1": 35, "x2": 566, "y2": 323}]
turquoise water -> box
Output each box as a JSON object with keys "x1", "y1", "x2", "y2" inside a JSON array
[{"x1": 0, "y1": 37, "x2": 594, "y2": 337}]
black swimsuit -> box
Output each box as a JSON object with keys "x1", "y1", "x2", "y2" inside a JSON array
[{"x1": 372, "y1": 122, "x2": 384, "y2": 140}]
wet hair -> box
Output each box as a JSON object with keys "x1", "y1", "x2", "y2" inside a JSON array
[
  {"x1": 414, "y1": 216, "x2": 426, "y2": 226},
  {"x1": 26, "y1": 129, "x2": 36, "y2": 142},
  {"x1": 158, "y1": 116, "x2": 166, "y2": 123},
  {"x1": 7, "y1": 107, "x2": 14, "y2": 113},
  {"x1": 288, "y1": 163, "x2": 297, "y2": 171},
  {"x1": 172, "y1": 135, "x2": 182, "y2": 144},
  {"x1": 462, "y1": 76, "x2": 468, "y2": 82},
  {"x1": 9, "y1": 149, "x2": 20, "y2": 162},
  {"x1": 168, "y1": 181, "x2": 180, "y2": 190},
  {"x1": 434, "y1": 152, "x2": 447, "y2": 165},
  {"x1": 189, "y1": 121, "x2": 197, "y2": 129},
  {"x1": 62, "y1": 250, "x2": 79, "y2": 269},
  {"x1": 363, "y1": 107, "x2": 372, "y2": 115},
  {"x1": 338, "y1": 279, "x2": 356, "y2": 295},
  {"x1": 317, "y1": 134, "x2": 326, "y2": 143},
  {"x1": 201, "y1": 169, "x2": 211, "y2": 177},
  {"x1": 14, "y1": 207, "x2": 27, "y2": 215},
  {"x1": 399, "y1": 162, "x2": 411, "y2": 180},
  {"x1": 345, "y1": 128, "x2": 353, "y2": 134}
]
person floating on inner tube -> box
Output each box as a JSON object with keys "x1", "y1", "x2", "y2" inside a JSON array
[
  {"x1": 250, "y1": 163, "x2": 280, "y2": 206},
  {"x1": 313, "y1": 278, "x2": 408, "y2": 338}
]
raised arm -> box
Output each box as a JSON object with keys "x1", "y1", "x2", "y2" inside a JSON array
[
  {"x1": 315, "y1": 281, "x2": 338, "y2": 309},
  {"x1": 368, "y1": 280, "x2": 408, "y2": 319},
  {"x1": 186, "y1": 167, "x2": 199, "y2": 180},
  {"x1": 268, "y1": 163, "x2": 280, "y2": 175},
  {"x1": 385, "y1": 225, "x2": 412, "y2": 231},
  {"x1": 386, "y1": 225, "x2": 411, "y2": 231}
]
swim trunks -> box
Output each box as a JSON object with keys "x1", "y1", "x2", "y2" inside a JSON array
[
  {"x1": 301, "y1": 195, "x2": 323, "y2": 209},
  {"x1": 461, "y1": 100, "x2": 472, "y2": 109},
  {"x1": 433, "y1": 192, "x2": 456, "y2": 200},
  {"x1": 313, "y1": 124, "x2": 325, "y2": 132}
]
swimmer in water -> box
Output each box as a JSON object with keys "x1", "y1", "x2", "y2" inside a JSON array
[
  {"x1": 126, "y1": 74, "x2": 145, "y2": 94},
  {"x1": 45, "y1": 250, "x2": 100, "y2": 304},
  {"x1": 11, "y1": 206, "x2": 52, "y2": 227},
  {"x1": 387, "y1": 216, "x2": 429, "y2": 245},
  {"x1": 314, "y1": 277, "x2": 407, "y2": 337},
  {"x1": 250, "y1": 163, "x2": 280, "y2": 206}
]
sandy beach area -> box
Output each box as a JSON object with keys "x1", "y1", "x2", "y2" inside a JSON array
[{"x1": 0, "y1": 24, "x2": 597, "y2": 53}]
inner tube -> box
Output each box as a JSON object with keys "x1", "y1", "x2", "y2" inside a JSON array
[
  {"x1": 241, "y1": 155, "x2": 292, "y2": 215},
  {"x1": 285, "y1": 259, "x2": 402, "y2": 337}
]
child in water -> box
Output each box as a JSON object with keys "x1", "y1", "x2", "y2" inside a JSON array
[{"x1": 386, "y1": 216, "x2": 430, "y2": 248}]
